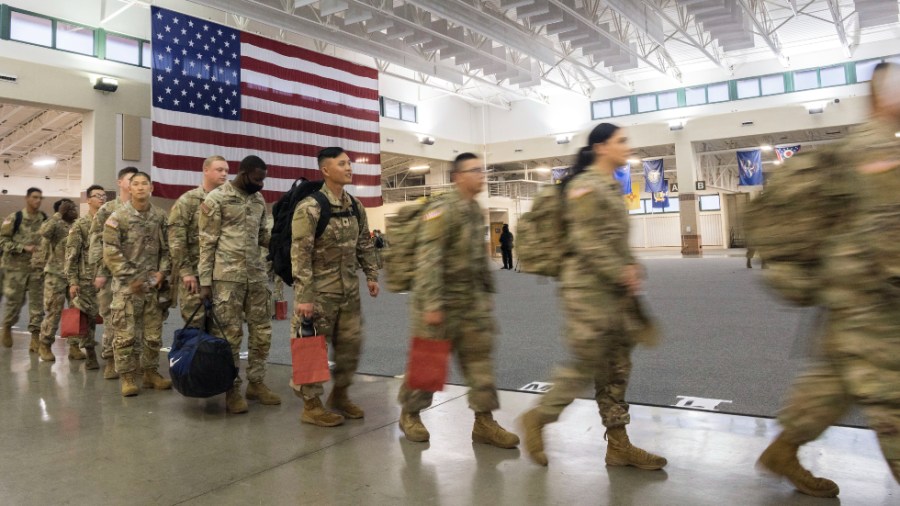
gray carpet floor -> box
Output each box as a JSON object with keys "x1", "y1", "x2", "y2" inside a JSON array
[{"x1": 4, "y1": 255, "x2": 865, "y2": 427}]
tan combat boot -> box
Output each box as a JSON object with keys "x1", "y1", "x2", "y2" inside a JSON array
[
  {"x1": 29, "y1": 332, "x2": 39, "y2": 353},
  {"x1": 472, "y1": 412, "x2": 520, "y2": 449},
  {"x1": 757, "y1": 435, "x2": 840, "y2": 498},
  {"x1": 68, "y1": 342, "x2": 86, "y2": 360},
  {"x1": 301, "y1": 397, "x2": 344, "y2": 427},
  {"x1": 103, "y1": 359, "x2": 119, "y2": 380},
  {"x1": 519, "y1": 408, "x2": 550, "y2": 466},
  {"x1": 1, "y1": 327, "x2": 12, "y2": 348},
  {"x1": 326, "y1": 386, "x2": 364, "y2": 419},
  {"x1": 38, "y1": 343, "x2": 56, "y2": 362},
  {"x1": 605, "y1": 426, "x2": 667, "y2": 470},
  {"x1": 85, "y1": 348, "x2": 100, "y2": 370},
  {"x1": 399, "y1": 410, "x2": 430, "y2": 442},
  {"x1": 245, "y1": 381, "x2": 282, "y2": 405},
  {"x1": 225, "y1": 386, "x2": 249, "y2": 414},
  {"x1": 120, "y1": 372, "x2": 139, "y2": 397},
  {"x1": 142, "y1": 369, "x2": 173, "y2": 390}
]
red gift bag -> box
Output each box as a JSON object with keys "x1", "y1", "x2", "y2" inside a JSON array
[
  {"x1": 96, "y1": 315, "x2": 104, "y2": 325},
  {"x1": 405, "y1": 337, "x2": 452, "y2": 392},
  {"x1": 60, "y1": 307, "x2": 89, "y2": 338},
  {"x1": 291, "y1": 334, "x2": 331, "y2": 385},
  {"x1": 274, "y1": 300, "x2": 288, "y2": 320}
]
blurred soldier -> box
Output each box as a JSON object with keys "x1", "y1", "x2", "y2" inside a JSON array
[
  {"x1": 103, "y1": 172, "x2": 172, "y2": 396},
  {"x1": 168, "y1": 155, "x2": 229, "y2": 328},
  {"x1": 396, "y1": 153, "x2": 519, "y2": 448},
  {"x1": 0, "y1": 187, "x2": 46, "y2": 350},
  {"x1": 199, "y1": 155, "x2": 281, "y2": 414},
  {"x1": 756, "y1": 62, "x2": 900, "y2": 497},
  {"x1": 292, "y1": 147, "x2": 379, "y2": 427},
  {"x1": 90, "y1": 166, "x2": 138, "y2": 379},
  {"x1": 65, "y1": 185, "x2": 106, "y2": 370},
  {"x1": 37, "y1": 198, "x2": 78, "y2": 362},
  {"x1": 520, "y1": 124, "x2": 666, "y2": 469}
]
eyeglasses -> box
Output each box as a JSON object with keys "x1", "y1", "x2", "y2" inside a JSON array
[
  {"x1": 457, "y1": 167, "x2": 485, "y2": 174},
  {"x1": 89, "y1": 193, "x2": 107, "y2": 199}
]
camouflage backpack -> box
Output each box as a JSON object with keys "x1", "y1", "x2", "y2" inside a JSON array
[
  {"x1": 516, "y1": 180, "x2": 575, "y2": 278},
  {"x1": 383, "y1": 193, "x2": 450, "y2": 292},
  {"x1": 743, "y1": 147, "x2": 855, "y2": 306}
]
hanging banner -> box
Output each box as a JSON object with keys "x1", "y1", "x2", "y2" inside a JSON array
[
  {"x1": 775, "y1": 145, "x2": 801, "y2": 161},
  {"x1": 737, "y1": 149, "x2": 763, "y2": 186},
  {"x1": 643, "y1": 159, "x2": 665, "y2": 193},
  {"x1": 551, "y1": 166, "x2": 570, "y2": 185},
  {"x1": 625, "y1": 180, "x2": 642, "y2": 211},
  {"x1": 652, "y1": 178, "x2": 669, "y2": 209},
  {"x1": 613, "y1": 164, "x2": 631, "y2": 195}
]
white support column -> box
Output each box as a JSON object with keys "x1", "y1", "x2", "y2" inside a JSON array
[{"x1": 674, "y1": 135, "x2": 701, "y2": 256}]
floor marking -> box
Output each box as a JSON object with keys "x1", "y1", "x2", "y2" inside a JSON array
[{"x1": 673, "y1": 395, "x2": 733, "y2": 411}]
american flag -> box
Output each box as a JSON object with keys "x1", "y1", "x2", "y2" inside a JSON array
[{"x1": 150, "y1": 6, "x2": 382, "y2": 206}]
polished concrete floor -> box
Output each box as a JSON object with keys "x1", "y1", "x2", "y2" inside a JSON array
[{"x1": 0, "y1": 333, "x2": 896, "y2": 506}]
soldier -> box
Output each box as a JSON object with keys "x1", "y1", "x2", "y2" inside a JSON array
[
  {"x1": 37, "y1": 198, "x2": 78, "y2": 362},
  {"x1": 396, "y1": 152, "x2": 519, "y2": 448},
  {"x1": 292, "y1": 147, "x2": 379, "y2": 427},
  {"x1": 90, "y1": 166, "x2": 138, "y2": 379},
  {"x1": 0, "y1": 187, "x2": 46, "y2": 350},
  {"x1": 103, "y1": 172, "x2": 172, "y2": 396},
  {"x1": 755, "y1": 62, "x2": 900, "y2": 497},
  {"x1": 168, "y1": 155, "x2": 229, "y2": 328},
  {"x1": 199, "y1": 155, "x2": 281, "y2": 414},
  {"x1": 65, "y1": 185, "x2": 106, "y2": 370},
  {"x1": 520, "y1": 124, "x2": 666, "y2": 469}
]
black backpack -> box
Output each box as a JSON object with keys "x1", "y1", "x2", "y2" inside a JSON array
[
  {"x1": 12, "y1": 210, "x2": 48, "y2": 235},
  {"x1": 268, "y1": 179, "x2": 360, "y2": 286}
]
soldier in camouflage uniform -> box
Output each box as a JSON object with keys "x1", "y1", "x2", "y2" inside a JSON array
[
  {"x1": 756, "y1": 62, "x2": 900, "y2": 498},
  {"x1": 103, "y1": 172, "x2": 172, "y2": 397},
  {"x1": 168, "y1": 155, "x2": 229, "y2": 328},
  {"x1": 89, "y1": 166, "x2": 138, "y2": 379},
  {"x1": 396, "y1": 153, "x2": 519, "y2": 448},
  {"x1": 521, "y1": 124, "x2": 666, "y2": 470},
  {"x1": 37, "y1": 199, "x2": 79, "y2": 362},
  {"x1": 199, "y1": 155, "x2": 281, "y2": 414},
  {"x1": 292, "y1": 147, "x2": 379, "y2": 427},
  {"x1": 65, "y1": 185, "x2": 106, "y2": 370},
  {"x1": 0, "y1": 188, "x2": 46, "y2": 350}
]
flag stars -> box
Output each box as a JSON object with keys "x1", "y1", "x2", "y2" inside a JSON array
[
  {"x1": 218, "y1": 48, "x2": 224, "y2": 55},
  {"x1": 189, "y1": 101, "x2": 195, "y2": 108},
  {"x1": 181, "y1": 70, "x2": 188, "y2": 76},
  {"x1": 174, "y1": 99, "x2": 180, "y2": 106},
  {"x1": 157, "y1": 33, "x2": 163, "y2": 40},
  {"x1": 165, "y1": 87, "x2": 171, "y2": 94},
  {"x1": 164, "y1": 25, "x2": 171, "y2": 32},
  {"x1": 197, "y1": 92, "x2": 203, "y2": 99},
  {"x1": 225, "y1": 60, "x2": 231, "y2": 67},
  {"x1": 165, "y1": 46, "x2": 172, "y2": 53},
  {"x1": 188, "y1": 20, "x2": 194, "y2": 27},
  {"x1": 174, "y1": 58, "x2": 180, "y2": 65},
  {"x1": 173, "y1": 78, "x2": 180, "y2": 85},
  {"x1": 210, "y1": 37, "x2": 216, "y2": 43},
  {"x1": 188, "y1": 40, "x2": 194, "y2": 47},
  {"x1": 157, "y1": 53, "x2": 164, "y2": 60},
  {"x1": 211, "y1": 75, "x2": 218, "y2": 82},
  {"x1": 156, "y1": 11, "x2": 163, "y2": 19},
  {"x1": 197, "y1": 53, "x2": 203, "y2": 60},
  {"x1": 203, "y1": 24, "x2": 209, "y2": 31},
  {"x1": 173, "y1": 17, "x2": 179, "y2": 24},
  {"x1": 204, "y1": 83, "x2": 210, "y2": 90},
  {"x1": 218, "y1": 87, "x2": 223, "y2": 93},
  {"x1": 165, "y1": 67, "x2": 172, "y2": 73},
  {"x1": 173, "y1": 37, "x2": 179, "y2": 44},
  {"x1": 211, "y1": 56, "x2": 217, "y2": 63},
  {"x1": 204, "y1": 104, "x2": 210, "y2": 110},
  {"x1": 196, "y1": 33, "x2": 202, "y2": 40},
  {"x1": 156, "y1": 75, "x2": 164, "y2": 82},
  {"x1": 181, "y1": 89, "x2": 188, "y2": 96},
  {"x1": 189, "y1": 61, "x2": 195, "y2": 68},
  {"x1": 157, "y1": 96, "x2": 163, "y2": 102},
  {"x1": 204, "y1": 44, "x2": 209, "y2": 51},
  {"x1": 219, "y1": 106, "x2": 224, "y2": 113},
  {"x1": 204, "y1": 64, "x2": 210, "y2": 71},
  {"x1": 181, "y1": 48, "x2": 188, "y2": 55},
  {"x1": 217, "y1": 29, "x2": 223, "y2": 36},
  {"x1": 224, "y1": 41, "x2": 230, "y2": 48},
  {"x1": 231, "y1": 33, "x2": 236, "y2": 39},
  {"x1": 232, "y1": 110, "x2": 237, "y2": 115},
  {"x1": 196, "y1": 72, "x2": 202, "y2": 79}
]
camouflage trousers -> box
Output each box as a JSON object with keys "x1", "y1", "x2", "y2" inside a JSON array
[
  {"x1": 537, "y1": 287, "x2": 634, "y2": 428},
  {"x1": 111, "y1": 287, "x2": 163, "y2": 374},
  {"x1": 178, "y1": 281, "x2": 206, "y2": 330},
  {"x1": 98, "y1": 283, "x2": 113, "y2": 359},
  {"x1": 291, "y1": 291, "x2": 363, "y2": 400},
  {"x1": 398, "y1": 296, "x2": 500, "y2": 413},
  {"x1": 40, "y1": 274, "x2": 69, "y2": 346},
  {"x1": 273, "y1": 277, "x2": 285, "y2": 302},
  {"x1": 70, "y1": 280, "x2": 98, "y2": 349},
  {"x1": 2, "y1": 268, "x2": 43, "y2": 334},
  {"x1": 211, "y1": 280, "x2": 272, "y2": 386}
]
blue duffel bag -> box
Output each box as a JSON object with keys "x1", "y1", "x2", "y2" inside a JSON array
[{"x1": 168, "y1": 301, "x2": 237, "y2": 398}]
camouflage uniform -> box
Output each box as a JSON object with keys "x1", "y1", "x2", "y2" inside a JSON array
[
  {"x1": 103, "y1": 202, "x2": 170, "y2": 374},
  {"x1": 396, "y1": 189, "x2": 499, "y2": 413},
  {"x1": 198, "y1": 181, "x2": 271, "y2": 386},
  {"x1": 534, "y1": 170, "x2": 637, "y2": 427},
  {"x1": 89, "y1": 197, "x2": 127, "y2": 360},
  {"x1": 168, "y1": 186, "x2": 208, "y2": 328},
  {"x1": 0, "y1": 209, "x2": 46, "y2": 335},
  {"x1": 66, "y1": 213, "x2": 98, "y2": 349},
  {"x1": 291, "y1": 185, "x2": 378, "y2": 399},
  {"x1": 38, "y1": 212, "x2": 72, "y2": 346},
  {"x1": 774, "y1": 119, "x2": 900, "y2": 482}
]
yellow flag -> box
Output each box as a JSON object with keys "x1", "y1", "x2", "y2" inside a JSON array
[{"x1": 624, "y1": 180, "x2": 642, "y2": 211}]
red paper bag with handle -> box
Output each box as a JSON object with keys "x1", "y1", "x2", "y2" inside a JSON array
[
  {"x1": 291, "y1": 318, "x2": 331, "y2": 385},
  {"x1": 60, "y1": 307, "x2": 88, "y2": 338},
  {"x1": 405, "y1": 337, "x2": 452, "y2": 392},
  {"x1": 274, "y1": 300, "x2": 288, "y2": 320}
]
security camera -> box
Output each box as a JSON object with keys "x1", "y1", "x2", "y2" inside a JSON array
[{"x1": 833, "y1": 98, "x2": 840, "y2": 104}]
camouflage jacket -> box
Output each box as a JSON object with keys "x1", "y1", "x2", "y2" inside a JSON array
[
  {"x1": 291, "y1": 184, "x2": 378, "y2": 304},
  {"x1": 89, "y1": 197, "x2": 128, "y2": 279},
  {"x1": 39, "y1": 212, "x2": 72, "y2": 277},
  {"x1": 65, "y1": 213, "x2": 94, "y2": 285},
  {"x1": 0, "y1": 208, "x2": 45, "y2": 272},
  {"x1": 412, "y1": 188, "x2": 493, "y2": 313},
  {"x1": 168, "y1": 186, "x2": 207, "y2": 279},
  {"x1": 198, "y1": 181, "x2": 269, "y2": 286},
  {"x1": 103, "y1": 201, "x2": 170, "y2": 285}
]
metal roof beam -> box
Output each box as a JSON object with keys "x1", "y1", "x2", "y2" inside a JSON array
[
  {"x1": 736, "y1": 0, "x2": 789, "y2": 66},
  {"x1": 642, "y1": 0, "x2": 728, "y2": 71},
  {"x1": 823, "y1": 0, "x2": 852, "y2": 57}
]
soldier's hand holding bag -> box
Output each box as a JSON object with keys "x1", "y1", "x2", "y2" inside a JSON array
[{"x1": 291, "y1": 317, "x2": 331, "y2": 385}]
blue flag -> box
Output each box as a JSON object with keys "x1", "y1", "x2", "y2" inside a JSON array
[
  {"x1": 737, "y1": 149, "x2": 763, "y2": 186},
  {"x1": 651, "y1": 178, "x2": 669, "y2": 209},
  {"x1": 551, "y1": 167, "x2": 570, "y2": 185},
  {"x1": 613, "y1": 165, "x2": 631, "y2": 195},
  {"x1": 643, "y1": 159, "x2": 665, "y2": 193}
]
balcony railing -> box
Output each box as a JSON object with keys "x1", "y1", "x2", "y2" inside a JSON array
[{"x1": 382, "y1": 179, "x2": 549, "y2": 204}]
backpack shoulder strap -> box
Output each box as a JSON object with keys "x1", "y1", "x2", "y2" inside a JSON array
[
  {"x1": 40, "y1": 211, "x2": 48, "y2": 221},
  {"x1": 311, "y1": 191, "x2": 331, "y2": 239},
  {"x1": 12, "y1": 211, "x2": 23, "y2": 236}
]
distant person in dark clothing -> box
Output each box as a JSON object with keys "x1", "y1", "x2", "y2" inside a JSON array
[{"x1": 499, "y1": 224, "x2": 514, "y2": 270}]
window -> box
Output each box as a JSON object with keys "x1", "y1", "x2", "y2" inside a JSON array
[
  {"x1": 56, "y1": 22, "x2": 94, "y2": 56},
  {"x1": 819, "y1": 65, "x2": 846, "y2": 87},
  {"x1": 629, "y1": 200, "x2": 647, "y2": 215},
  {"x1": 794, "y1": 69, "x2": 819, "y2": 91},
  {"x1": 636, "y1": 94, "x2": 657, "y2": 113},
  {"x1": 760, "y1": 74, "x2": 785, "y2": 95},
  {"x1": 685, "y1": 86, "x2": 706, "y2": 106},
  {"x1": 9, "y1": 11, "x2": 53, "y2": 47},
  {"x1": 887, "y1": 56, "x2": 900, "y2": 66},
  {"x1": 665, "y1": 196, "x2": 680, "y2": 213},
  {"x1": 699, "y1": 194, "x2": 721, "y2": 211},
  {"x1": 592, "y1": 100, "x2": 612, "y2": 119},
  {"x1": 707, "y1": 83, "x2": 729, "y2": 103},
  {"x1": 736, "y1": 78, "x2": 760, "y2": 99},
  {"x1": 141, "y1": 42, "x2": 152, "y2": 68},
  {"x1": 611, "y1": 97, "x2": 631, "y2": 116},
  {"x1": 380, "y1": 97, "x2": 417, "y2": 122},
  {"x1": 400, "y1": 102, "x2": 417, "y2": 122},
  {"x1": 105, "y1": 34, "x2": 140, "y2": 65},
  {"x1": 658, "y1": 91, "x2": 678, "y2": 109},
  {"x1": 855, "y1": 59, "x2": 881, "y2": 82}
]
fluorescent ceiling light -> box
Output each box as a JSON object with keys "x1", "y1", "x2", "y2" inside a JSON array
[
  {"x1": 33, "y1": 158, "x2": 56, "y2": 167},
  {"x1": 627, "y1": 158, "x2": 640, "y2": 164},
  {"x1": 533, "y1": 167, "x2": 551, "y2": 173},
  {"x1": 408, "y1": 165, "x2": 430, "y2": 172},
  {"x1": 759, "y1": 145, "x2": 772, "y2": 151}
]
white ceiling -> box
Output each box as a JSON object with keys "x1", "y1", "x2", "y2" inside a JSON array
[{"x1": 0, "y1": 103, "x2": 82, "y2": 179}]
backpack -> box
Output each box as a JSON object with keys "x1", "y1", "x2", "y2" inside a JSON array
[
  {"x1": 268, "y1": 179, "x2": 360, "y2": 286},
  {"x1": 168, "y1": 304, "x2": 238, "y2": 398},
  {"x1": 516, "y1": 180, "x2": 575, "y2": 278},
  {"x1": 12, "y1": 210, "x2": 48, "y2": 235},
  {"x1": 383, "y1": 193, "x2": 450, "y2": 292},
  {"x1": 743, "y1": 147, "x2": 855, "y2": 306},
  {"x1": 374, "y1": 235, "x2": 385, "y2": 249}
]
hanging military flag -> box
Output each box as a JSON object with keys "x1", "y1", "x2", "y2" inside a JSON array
[
  {"x1": 774, "y1": 145, "x2": 801, "y2": 162},
  {"x1": 613, "y1": 164, "x2": 631, "y2": 195},
  {"x1": 551, "y1": 166, "x2": 570, "y2": 185},
  {"x1": 652, "y1": 178, "x2": 669, "y2": 209},
  {"x1": 643, "y1": 159, "x2": 665, "y2": 193},
  {"x1": 737, "y1": 149, "x2": 763, "y2": 186},
  {"x1": 625, "y1": 180, "x2": 642, "y2": 211}
]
